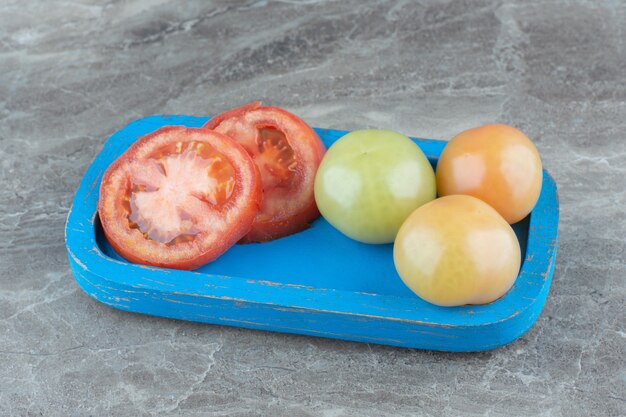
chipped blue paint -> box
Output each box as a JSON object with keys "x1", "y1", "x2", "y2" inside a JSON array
[{"x1": 65, "y1": 115, "x2": 559, "y2": 352}]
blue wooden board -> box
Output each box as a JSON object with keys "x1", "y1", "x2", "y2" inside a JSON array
[{"x1": 65, "y1": 115, "x2": 559, "y2": 352}]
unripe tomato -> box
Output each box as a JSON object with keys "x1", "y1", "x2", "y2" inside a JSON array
[
  {"x1": 436, "y1": 124, "x2": 542, "y2": 224},
  {"x1": 314, "y1": 129, "x2": 436, "y2": 244},
  {"x1": 393, "y1": 195, "x2": 521, "y2": 306}
]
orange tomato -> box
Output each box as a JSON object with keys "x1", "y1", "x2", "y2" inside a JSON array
[
  {"x1": 393, "y1": 195, "x2": 521, "y2": 306},
  {"x1": 436, "y1": 124, "x2": 542, "y2": 224}
]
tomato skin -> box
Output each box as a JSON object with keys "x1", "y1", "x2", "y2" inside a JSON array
[
  {"x1": 205, "y1": 103, "x2": 325, "y2": 242},
  {"x1": 98, "y1": 126, "x2": 262, "y2": 270},
  {"x1": 239, "y1": 198, "x2": 319, "y2": 243},
  {"x1": 436, "y1": 124, "x2": 542, "y2": 224},
  {"x1": 204, "y1": 101, "x2": 262, "y2": 131},
  {"x1": 314, "y1": 129, "x2": 436, "y2": 244},
  {"x1": 393, "y1": 195, "x2": 521, "y2": 306}
]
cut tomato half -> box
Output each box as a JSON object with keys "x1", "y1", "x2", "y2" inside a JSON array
[
  {"x1": 204, "y1": 102, "x2": 326, "y2": 242},
  {"x1": 98, "y1": 126, "x2": 262, "y2": 270}
]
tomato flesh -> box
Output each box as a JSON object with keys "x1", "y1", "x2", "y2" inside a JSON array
[
  {"x1": 204, "y1": 103, "x2": 325, "y2": 242},
  {"x1": 99, "y1": 126, "x2": 262, "y2": 270},
  {"x1": 127, "y1": 147, "x2": 234, "y2": 243},
  {"x1": 255, "y1": 127, "x2": 297, "y2": 189}
]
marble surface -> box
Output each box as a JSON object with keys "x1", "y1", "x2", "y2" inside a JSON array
[{"x1": 1, "y1": 0, "x2": 625, "y2": 416}]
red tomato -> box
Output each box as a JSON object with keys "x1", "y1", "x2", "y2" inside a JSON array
[
  {"x1": 204, "y1": 102, "x2": 326, "y2": 242},
  {"x1": 98, "y1": 126, "x2": 262, "y2": 270}
]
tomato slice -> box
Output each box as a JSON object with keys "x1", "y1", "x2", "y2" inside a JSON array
[
  {"x1": 98, "y1": 126, "x2": 262, "y2": 270},
  {"x1": 204, "y1": 102, "x2": 326, "y2": 242}
]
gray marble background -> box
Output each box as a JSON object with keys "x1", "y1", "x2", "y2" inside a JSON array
[{"x1": 1, "y1": 0, "x2": 625, "y2": 416}]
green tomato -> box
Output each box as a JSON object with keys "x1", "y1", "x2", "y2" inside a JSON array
[{"x1": 314, "y1": 129, "x2": 436, "y2": 244}]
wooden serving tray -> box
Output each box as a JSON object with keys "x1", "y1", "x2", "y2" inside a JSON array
[{"x1": 65, "y1": 115, "x2": 559, "y2": 352}]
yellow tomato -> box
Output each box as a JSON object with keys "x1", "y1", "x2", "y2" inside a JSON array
[
  {"x1": 436, "y1": 124, "x2": 542, "y2": 224},
  {"x1": 393, "y1": 195, "x2": 521, "y2": 306}
]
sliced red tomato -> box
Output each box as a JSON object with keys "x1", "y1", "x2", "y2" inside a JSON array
[
  {"x1": 98, "y1": 126, "x2": 262, "y2": 270},
  {"x1": 204, "y1": 102, "x2": 326, "y2": 242}
]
